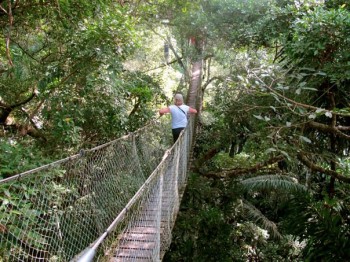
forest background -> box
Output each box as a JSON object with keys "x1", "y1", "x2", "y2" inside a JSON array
[{"x1": 1, "y1": 0, "x2": 350, "y2": 261}]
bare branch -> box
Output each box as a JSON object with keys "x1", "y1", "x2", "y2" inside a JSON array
[
  {"x1": 166, "y1": 35, "x2": 188, "y2": 76},
  {"x1": 307, "y1": 121, "x2": 350, "y2": 140},
  {"x1": 297, "y1": 152, "x2": 350, "y2": 183},
  {"x1": 251, "y1": 71, "x2": 350, "y2": 117},
  {"x1": 11, "y1": 40, "x2": 41, "y2": 63},
  {"x1": 142, "y1": 57, "x2": 182, "y2": 73},
  {"x1": 20, "y1": 107, "x2": 41, "y2": 130},
  {"x1": 203, "y1": 156, "x2": 284, "y2": 179},
  {"x1": 202, "y1": 76, "x2": 224, "y2": 91},
  {"x1": 0, "y1": 91, "x2": 37, "y2": 123},
  {"x1": 0, "y1": 3, "x2": 8, "y2": 13},
  {"x1": 146, "y1": 26, "x2": 188, "y2": 77},
  {"x1": 5, "y1": 0, "x2": 13, "y2": 66},
  {"x1": 11, "y1": 92, "x2": 37, "y2": 108},
  {"x1": 337, "y1": 126, "x2": 350, "y2": 131}
]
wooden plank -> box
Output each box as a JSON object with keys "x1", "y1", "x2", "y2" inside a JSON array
[
  {"x1": 110, "y1": 257, "x2": 150, "y2": 262},
  {"x1": 118, "y1": 241, "x2": 155, "y2": 250},
  {"x1": 109, "y1": 186, "x2": 178, "y2": 261},
  {"x1": 119, "y1": 232, "x2": 155, "y2": 242},
  {"x1": 112, "y1": 250, "x2": 153, "y2": 261},
  {"x1": 112, "y1": 236, "x2": 156, "y2": 260},
  {"x1": 130, "y1": 221, "x2": 157, "y2": 228},
  {"x1": 127, "y1": 227, "x2": 157, "y2": 234}
]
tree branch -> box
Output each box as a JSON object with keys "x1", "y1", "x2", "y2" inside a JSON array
[
  {"x1": 307, "y1": 121, "x2": 350, "y2": 140},
  {"x1": 297, "y1": 152, "x2": 350, "y2": 183},
  {"x1": 3, "y1": 124, "x2": 46, "y2": 141},
  {"x1": 142, "y1": 57, "x2": 182, "y2": 73},
  {"x1": 11, "y1": 39, "x2": 41, "y2": 63},
  {"x1": 5, "y1": 0, "x2": 14, "y2": 66},
  {"x1": 11, "y1": 91, "x2": 37, "y2": 108},
  {"x1": 192, "y1": 147, "x2": 220, "y2": 173},
  {"x1": 0, "y1": 91, "x2": 37, "y2": 123},
  {"x1": 252, "y1": 71, "x2": 350, "y2": 117},
  {"x1": 166, "y1": 35, "x2": 188, "y2": 76},
  {"x1": 20, "y1": 107, "x2": 41, "y2": 131},
  {"x1": 202, "y1": 76, "x2": 223, "y2": 92},
  {"x1": 337, "y1": 125, "x2": 350, "y2": 131},
  {"x1": 128, "y1": 98, "x2": 141, "y2": 117},
  {"x1": 202, "y1": 155, "x2": 284, "y2": 179},
  {"x1": 0, "y1": 3, "x2": 8, "y2": 14}
]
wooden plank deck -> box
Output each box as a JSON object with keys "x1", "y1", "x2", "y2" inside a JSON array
[
  {"x1": 110, "y1": 200, "x2": 169, "y2": 260},
  {"x1": 110, "y1": 168, "x2": 179, "y2": 261}
]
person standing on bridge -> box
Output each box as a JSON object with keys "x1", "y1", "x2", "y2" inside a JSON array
[{"x1": 159, "y1": 93, "x2": 197, "y2": 142}]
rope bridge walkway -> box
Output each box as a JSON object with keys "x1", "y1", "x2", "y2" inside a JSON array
[{"x1": 0, "y1": 117, "x2": 195, "y2": 262}]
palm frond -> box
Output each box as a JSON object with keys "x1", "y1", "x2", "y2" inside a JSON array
[
  {"x1": 241, "y1": 174, "x2": 308, "y2": 193},
  {"x1": 239, "y1": 198, "x2": 282, "y2": 239}
]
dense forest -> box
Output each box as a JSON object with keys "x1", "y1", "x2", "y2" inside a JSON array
[{"x1": 1, "y1": 0, "x2": 350, "y2": 261}]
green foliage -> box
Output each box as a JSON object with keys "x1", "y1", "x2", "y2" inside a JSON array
[
  {"x1": 0, "y1": 171, "x2": 82, "y2": 261},
  {"x1": 285, "y1": 7, "x2": 350, "y2": 83},
  {"x1": 241, "y1": 175, "x2": 308, "y2": 194},
  {"x1": 1, "y1": 0, "x2": 350, "y2": 260},
  {"x1": 281, "y1": 191, "x2": 350, "y2": 261},
  {"x1": 0, "y1": 152, "x2": 148, "y2": 260},
  {"x1": 0, "y1": 0, "x2": 170, "y2": 158},
  {"x1": 167, "y1": 1, "x2": 350, "y2": 261},
  {"x1": 325, "y1": 0, "x2": 350, "y2": 10},
  {"x1": 165, "y1": 172, "x2": 306, "y2": 261},
  {"x1": 302, "y1": 202, "x2": 350, "y2": 261},
  {"x1": 163, "y1": 173, "x2": 239, "y2": 262},
  {"x1": 121, "y1": 71, "x2": 166, "y2": 130},
  {"x1": 0, "y1": 139, "x2": 51, "y2": 178},
  {"x1": 211, "y1": 152, "x2": 249, "y2": 170}
]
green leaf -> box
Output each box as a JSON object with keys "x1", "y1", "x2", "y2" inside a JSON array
[
  {"x1": 4, "y1": 190, "x2": 11, "y2": 198},
  {"x1": 265, "y1": 148, "x2": 277, "y2": 154},
  {"x1": 253, "y1": 115, "x2": 264, "y2": 120},
  {"x1": 300, "y1": 136, "x2": 312, "y2": 143}
]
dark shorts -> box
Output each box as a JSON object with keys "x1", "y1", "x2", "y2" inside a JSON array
[{"x1": 172, "y1": 127, "x2": 185, "y2": 142}]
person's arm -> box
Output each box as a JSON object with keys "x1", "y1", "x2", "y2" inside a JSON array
[
  {"x1": 189, "y1": 107, "x2": 197, "y2": 114},
  {"x1": 159, "y1": 107, "x2": 171, "y2": 116}
]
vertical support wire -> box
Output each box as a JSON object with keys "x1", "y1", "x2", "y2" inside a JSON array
[{"x1": 157, "y1": 162, "x2": 164, "y2": 261}]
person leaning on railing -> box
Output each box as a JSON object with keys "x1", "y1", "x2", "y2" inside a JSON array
[{"x1": 159, "y1": 93, "x2": 197, "y2": 142}]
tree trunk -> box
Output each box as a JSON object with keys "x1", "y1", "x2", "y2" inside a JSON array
[{"x1": 186, "y1": 60, "x2": 202, "y2": 110}]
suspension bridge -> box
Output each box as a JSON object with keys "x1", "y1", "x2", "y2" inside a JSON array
[{"x1": 0, "y1": 116, "x2": 196, "y2": 262}]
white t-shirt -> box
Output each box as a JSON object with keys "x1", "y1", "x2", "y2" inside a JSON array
[{"x1": 169, "y1": 105, "x2": 189, "y2": 129}]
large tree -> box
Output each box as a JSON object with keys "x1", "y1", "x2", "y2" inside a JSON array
[
  {"x1": 166, "y1": 0, "x2": 350, "y2": 261},
  {"x1": 0, "y1": 0, "x2": 167, "y2": 176}
]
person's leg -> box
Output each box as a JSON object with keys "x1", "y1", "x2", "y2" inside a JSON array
[{"x1": 172, "y1": 128, "x2": 184, "y2": 142}]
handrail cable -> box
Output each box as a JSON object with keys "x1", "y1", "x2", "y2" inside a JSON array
[{"x1": 0, "y1": 116, "x2": 195, "y2": 262}]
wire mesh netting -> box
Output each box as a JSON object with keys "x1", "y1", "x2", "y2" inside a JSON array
[{"x1": 0, "y1": 117, "x2": 195, "y2": 262}]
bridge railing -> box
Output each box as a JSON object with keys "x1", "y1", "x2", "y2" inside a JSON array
[
  {"x1": 0, "y1": 116, "x2": 195, "y2": 262},
  {"x1": 0, "y1": 118, "x2": 173, "y2": 261},
  {"x1": 74, "y1": 116, "x2": 195, "y2": 261}
]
